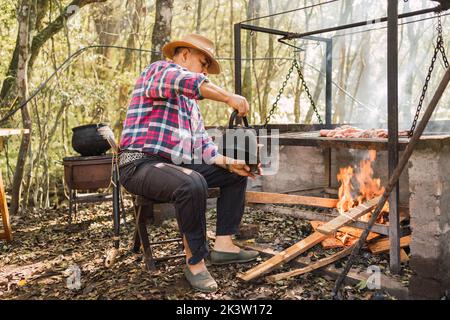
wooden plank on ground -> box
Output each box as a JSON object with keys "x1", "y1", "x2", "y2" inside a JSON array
[
  {"x1": 245, "y1": 191, "x2": 338, "y2": 208},
  {"x1": 316, "y1": 197, "x2": 380, "y2": 235},
  {"x1": 238, "y1": 199, "x2": 382, "y2": 282},
  {"x1": 400, "y1": 249, "x2": 409, "y2": 263},
  {"x1": 250, "y1": 203, "x2": 391, "y2": 235},
  {"x1": 237, "y1": 231, "x2": 327, "y2": 282},
  {"x1": 310, "y1": 221, "x2": 380, "y2": 242},
  {"x1": 309, "y1": 221, "x2": 345, "y2": 249},
  {"x1": 231, "y1": 239, "x2": 408, "y2": 299},
  {"x1": 320, "y1": 237, "x2": 345, "y2": 249},
  {"x1": 368, "y1": 235, "x2": 411, "y2": 254},
  {"x1": 266, "y1": 245, "x2": 354, "y2": 283}
]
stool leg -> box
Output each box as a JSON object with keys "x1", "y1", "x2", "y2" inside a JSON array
[
  {"x1": 68, "y1": 189, "x2": 73, "y2": 224},
  {"x1": 73, "y1": 190, "x2": 78, "y2": 222},
  {"x1": 132, "y1": 204, "x2": 141, "y2": 253},
  {"x1": 135, "y1": 205, "x2": 156, "y2": 271}
]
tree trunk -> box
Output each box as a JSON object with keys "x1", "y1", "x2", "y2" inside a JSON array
[
  {"x1": 294, "y1": 75, "x2": 302, "y2": 123},
  {"x1": 229, "y1": 0, "x2": 234, "y2": 83},
  {"x1": 196, "y1": 0, "x2": 202, "y2": 33},
  {"x1": 333, "y1": 47, "x2": 347, "y2": 123},
  {"x1": 403, "y1": 0, "x2": 419, "y2": 126},
  {"x1": 242, "y1": 0, "x2": 254, "y2": 121},
  {"x1": 301, "y1": 1, "x2": 315, "y2": 123},
  {"x1": 261, "y1": 0, "x2": 275, "y2": 122},
  {"x1": 92, "y1": 2, "x2": 122, "y2": 66},
  {"x1": 117, "y1": 0, "x2": 144, "y2": 132},
  {"x1": 331, "y1": 1, "x2": 352, "y2": 123},
  {"x1": 11, "y1": 0, "x2": 33, "y2": 215},
  {"x1": 304, "y1": 60, "x2": 325, "y2": 123},
  {"x1": 348, "y1": 34, "x2": 370, "y2": 121},
  {"x1": 150, "y1": 0, "x2": 174, "y2": 63},
  {"x1": 35, "y1": 0, "x2": 50, "y2": 31}
]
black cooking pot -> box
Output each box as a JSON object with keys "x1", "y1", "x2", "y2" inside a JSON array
[
  {"x1": 72, "y1": 123, "x2": 111, "y2": 156},
  {"x1": 218, "y1": 110, "x2": 260, "y2": 172}
]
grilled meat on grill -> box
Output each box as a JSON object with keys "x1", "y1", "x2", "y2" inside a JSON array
[{"x1": 319, "y1": 126, "x2": 410, "y2": 139}]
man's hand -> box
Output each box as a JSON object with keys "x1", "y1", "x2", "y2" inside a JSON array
[
  {"x1": 199, "y1": 82, "x2": 250, "y2": 116},
  {"x1": 228, "y1": 162, "x2": 256, "y2": 179},
  {"x1": 215, "y1": 155, "x2": 256, "y2": 179},
  {"x1": 225, "y1": 94, "x2": 250, "y2": 117}
]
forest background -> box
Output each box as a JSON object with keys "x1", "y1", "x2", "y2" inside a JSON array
[{"x1": 0, "y1": 0, "x2": 448, "y2": 213}]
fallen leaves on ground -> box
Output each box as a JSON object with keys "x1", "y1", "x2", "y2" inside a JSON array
[{"x1": 0, "y1": 197, "x2": 410, "y2": 300}]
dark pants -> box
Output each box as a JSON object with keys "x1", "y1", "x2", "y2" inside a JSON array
[{"x1": 119, "y1": 155, "x2": 248, "y2": 265}]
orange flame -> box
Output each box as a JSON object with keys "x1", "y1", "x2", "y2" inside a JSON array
[
  {"x1": 336, "y1": 167, "x2": 354, "y2": 213},
  {"x1": 336, "y1": 150, "x2": 388, "y2": 222}
]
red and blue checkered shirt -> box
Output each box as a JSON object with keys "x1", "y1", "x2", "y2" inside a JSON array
[{"x1": 120, "y1": 60, "x2": 218, "y2": 164}]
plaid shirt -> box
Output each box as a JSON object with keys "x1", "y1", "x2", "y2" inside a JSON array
[{"x1": 120, "y1": 60, "x2": 218, "y2": 164}]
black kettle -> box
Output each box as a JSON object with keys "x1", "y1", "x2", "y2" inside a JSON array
[{"x1": 218, "y1": 110, "x2": 260, "y2": 173}]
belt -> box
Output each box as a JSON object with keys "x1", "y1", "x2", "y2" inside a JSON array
[{"x1": 118, "y1": 151, "x2": 147, "y2": 167}]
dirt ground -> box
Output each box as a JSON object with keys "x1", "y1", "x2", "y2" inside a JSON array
[{"x1": 0, "y1": 197, "x2": 411, "y2": 300}]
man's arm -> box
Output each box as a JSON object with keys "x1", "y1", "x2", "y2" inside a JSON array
[{"x1": 200, "y1": 82, "x2": 250, "y2": 116}]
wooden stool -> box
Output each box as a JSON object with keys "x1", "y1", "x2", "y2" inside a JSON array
[{"x1": 132, "y1": 187, "x2": 220, "y2": 271}]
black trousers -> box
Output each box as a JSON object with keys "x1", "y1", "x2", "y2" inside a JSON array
[{"x1": 119, "y1": 155, "x2": 248, "y2": 265}]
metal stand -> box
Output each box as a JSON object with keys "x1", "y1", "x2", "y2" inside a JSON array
[
  {"x1": 387, "y1": 0, "x2": 401, "y2": 274},
  {"x1": 233, "y1": 3, "x2": 447, "y2": 274}
]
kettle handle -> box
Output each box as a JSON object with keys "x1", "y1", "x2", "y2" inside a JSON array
[{"x1": 228, "y1": 110, "x2": 250, "y2": 129}]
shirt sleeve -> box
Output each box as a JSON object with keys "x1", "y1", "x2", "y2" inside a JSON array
[
  {"x1": 145, "y1": 62, "x2": 208, "y2": 100},
  {"x1": 201, "y1": 137, "x2": 219, "y2": 165},
  {"x1": 191, "y1": 105, "x2": 219, "y2": 165},
  {"x1": 191, "y1": 126, "x2": 218, "y2": 165}
]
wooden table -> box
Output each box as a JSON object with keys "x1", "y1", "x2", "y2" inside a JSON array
[{"x1": 0, "y1": 128, "x2": 30, "y2": 242}]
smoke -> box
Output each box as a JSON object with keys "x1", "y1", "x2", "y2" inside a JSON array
[{"x1": 247, "y1": 0, "x2": 450, "y2": 128}]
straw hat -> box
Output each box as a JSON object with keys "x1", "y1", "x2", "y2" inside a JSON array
[{"x1": 162, "y1": 34, "x2": 221, "y2": 74}]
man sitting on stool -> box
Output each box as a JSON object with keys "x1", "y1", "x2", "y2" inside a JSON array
[{"x1": 119, "y1": 34, "x2": 259, "y2": 293}]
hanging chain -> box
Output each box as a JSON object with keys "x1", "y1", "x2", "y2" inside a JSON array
[
  {"x1": 293, "y1": 60, "x2": 324, "y2": 125},
  {"x1": 409, "y1": 14, "x2": 448, "y2": 137},
  {"x1": 437, "y1": 15, "x2": 449, "y2": 68},
  {"x1": 263, "y1": 59, "x2": 323, "y2": 127},
  {"x1": 263, "y1": 60, "x2": 295, "y2": 128}
]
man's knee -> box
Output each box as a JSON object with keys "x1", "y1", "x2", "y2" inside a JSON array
[
  {"x1": 175, "y1": 171, "x2": 208, "y2": 201},
  {"x1": 232, "y1": 173, "x2": 248, "y2": 187}
]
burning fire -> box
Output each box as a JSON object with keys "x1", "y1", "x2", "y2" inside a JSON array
[{"x1": 336, "y1": 150, "x2": 388, "y2": 222}]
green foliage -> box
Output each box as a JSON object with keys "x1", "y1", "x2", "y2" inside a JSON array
[
  {"x1": 0, "y1": 1, "x2": 17, "y2": 77},
  {"x1": 355, "y1": 279, "x2": 368, "y2": 292}
]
